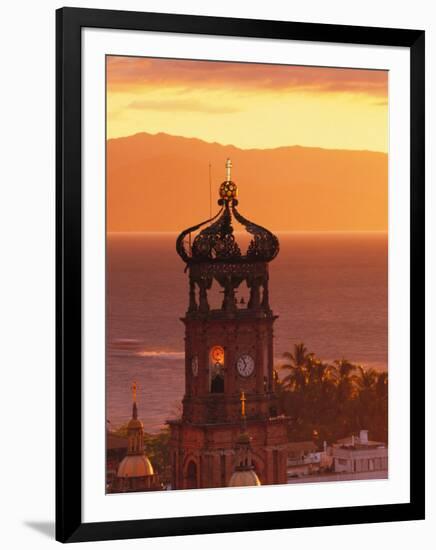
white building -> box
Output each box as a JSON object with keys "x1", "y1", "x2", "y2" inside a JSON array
[
  {"x1": 287, "y1": 441, "x2": 328, "y2": 478},
  {"x1": 331, "y1": 430, "x2": 388, "y2": 474}
]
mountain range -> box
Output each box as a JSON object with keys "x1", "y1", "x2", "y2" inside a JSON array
[{"x1": 107, "y1": 132, "x2": 387, "y2": 232}]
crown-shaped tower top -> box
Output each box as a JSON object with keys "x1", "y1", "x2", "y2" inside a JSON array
[
  {"x1": 176, "y1": 159, "x2": 279, "y2": 266},
  {"x1": 176, "y1": 160, "x2": 279, "y2": 316}
]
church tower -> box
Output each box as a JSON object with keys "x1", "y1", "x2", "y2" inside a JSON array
[
  {"x1": 228, "y1": 392, "x2": 261, "y2": 487},
  {"x1": 111, "y1": 383, "x2": 161, "y2": 492},
  {"x1": 169, "y1": 160, "x2": 289, "y2": 489}
]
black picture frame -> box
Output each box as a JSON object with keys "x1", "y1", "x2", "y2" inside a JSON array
[{"x1": 56, "y1": 7, "x2": 425, "y2": 543}]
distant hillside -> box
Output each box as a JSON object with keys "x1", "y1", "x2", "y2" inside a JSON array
[{"x1": 107, "y1": 132, "x2": 388, "y2": 232}]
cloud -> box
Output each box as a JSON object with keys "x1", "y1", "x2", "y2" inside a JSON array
[
  {"x1": 107, "y1": 56, "x2": 388, "y2": 98},
  {"x1": 128, "y1": 98, "x2": 240, "y2": 114}
]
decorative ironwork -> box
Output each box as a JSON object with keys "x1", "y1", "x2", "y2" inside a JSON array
[
  {"x1": 176, "y1": 199, "x2": 279, "y2": 265},
  {"x1": 219, "y1": 180, "x2": 238, "y2": 201},
  {"x1": 191, "y1": 204, "x2": 242, "y2": 261},
  {"x1": 176, "y1": 159, "x2": 280, "y2": 315},
  {"x1": 231, "y1": 203, "x2": 279, "y2": 262}
]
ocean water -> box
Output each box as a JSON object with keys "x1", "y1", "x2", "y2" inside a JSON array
[{"x1": 107, "y1": 232, "x2": 387, "y2": 433}]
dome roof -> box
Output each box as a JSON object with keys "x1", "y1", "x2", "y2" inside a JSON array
[
  {"x1": 228, "y1": 469, "x2": 261, "y2": 487},
  {"x1": 117, "y1": 454, "x2": 154, "y2": 478},
  {"x1": 176, "y1": 160, "x2": 279, "y2": 265}
]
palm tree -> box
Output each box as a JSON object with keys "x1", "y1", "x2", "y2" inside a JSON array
[
  {"x1": 280, "y1": 342, "x2": 314, "y2": 392},
  {"x1": 304, "y1": 359, "x2": 337, "y2": 426},
  {"x1": 374, "y1": 370, "x2": 388, "y2": 442},
  {"x1": 276, "y1": 339, "x2": 389, "y2": 442},
  {"x1": 375, "y1": 371, "x2": 388, "y2": 399},
  {"x1": 328, "y1": 358, "x2": 358, "y2": 436},
  {"x1": 354, "y1": 365, "x2": 378, "y2": 431},
  {"x1": 310, "y1": 360, "x2": 335, "y2": 386},
  {"x1": 355, "y1": 365, "x2": 378, "y2": 393},
  {"x1": 333, "y1": 358, "x2": 358, "y2": 401}
]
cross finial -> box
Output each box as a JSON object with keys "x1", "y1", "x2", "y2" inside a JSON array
[
  {"x1": 132, "y1": 381, "x2": 137, "y2": 403},
  {"x1": 240, "y1": 391, "x2": 246, "y2": 418},
  {"x1": 226, "y1": 158, "x2": 232, "y2": 182}
]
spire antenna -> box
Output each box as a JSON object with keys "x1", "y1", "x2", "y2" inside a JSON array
[{"x1": 209, "y1": 161, "x2": 212, "y2": 218}]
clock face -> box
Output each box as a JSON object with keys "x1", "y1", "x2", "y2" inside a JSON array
[
  {"x1": 191, "y1": 355, "x2": 199, "y2": 377},
  {"x1": 236, "y1": 354, "x2": 255, "y2": 377}
]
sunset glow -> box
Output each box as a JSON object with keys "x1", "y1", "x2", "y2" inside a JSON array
[
  {"x1": 107, "y1": 56, "x2": 388, "y2": 152},
  {"x1": 106, "y1": 56, "x2": 389, "y2": 492},
  {"x1": 106, "y1": 56, "x2": 388, "y2": 233}
]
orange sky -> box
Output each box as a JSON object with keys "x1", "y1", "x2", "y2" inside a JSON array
[
  {"x1": 107, "y1": 56, "x2": 388, "y2": 152},
  {"x1": 106, "y1": 57, "x2": 388, "y2": 232}
]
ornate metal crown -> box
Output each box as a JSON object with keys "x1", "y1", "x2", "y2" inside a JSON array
[{"x1": 176, "y1": 159, "x2": 279, "y2": 265}]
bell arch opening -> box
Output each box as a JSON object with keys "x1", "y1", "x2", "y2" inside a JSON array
[
  {"x1": 185, "y1": 460, "x2": 198, "y2": 489},
  {"x1": 209, "y1": 346, "x2": 225, "y2": 393}
]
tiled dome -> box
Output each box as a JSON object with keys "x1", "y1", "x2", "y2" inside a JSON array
[
  {"x1": 228, "y1": 469, "x2": 261, "y2": 487},
  {"x1": 117, "y1": 454, "x2": 154, "y2": 478}
]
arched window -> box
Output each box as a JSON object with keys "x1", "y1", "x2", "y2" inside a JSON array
[
  {"x1": 185, "y1": 461, "x2": 198, "y2": 489},
  {"x1": 209, "y1": 346, "x2": 225, "y2": 393}
]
